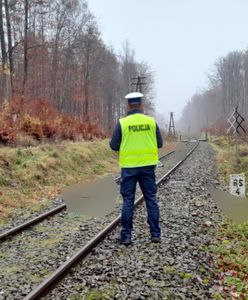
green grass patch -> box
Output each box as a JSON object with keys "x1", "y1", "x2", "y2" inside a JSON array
[
  {"x1": 79, "y1": 286, "x2": 116, "y2": 300},
  {"x1": 209, "y1": 136, "x2": 248, "y2": 298},
  {"x1": 179, "y1": 272, "x2": 193, "y2": 280},
  {"x1": 0, "y1": 140, "x2": 119, "y2": 221},
  {"x1": 210, "y1": 136, "x2": 248, "y2": 196}
]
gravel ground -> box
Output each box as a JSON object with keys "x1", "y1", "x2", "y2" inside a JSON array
[
  {"x1": 42, "y1": 142, "x2": 224, "y2": 300},
  {"x1": 0, "y1": 146, "x2": 184, "y2": 300}
]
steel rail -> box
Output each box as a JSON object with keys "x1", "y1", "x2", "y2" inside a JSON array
[
  {"x1": 0, "y1": 204, "x2": 66, "y2": 242},
  {"x1": 24, "y1": 141, "x2": 199, "y2": 300},
  {"x1": 0, "y1": 150, "x2": 175, "y2": 242},
  {"x1": 159, "y1": 149, "x2": 175, "y2": 160}
]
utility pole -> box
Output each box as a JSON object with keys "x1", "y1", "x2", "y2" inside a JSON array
[
  {"x1": 168, "y1": 112, "x2": 176, "y2": 136},
  {"x1": 131, "y1": 76, "x2": 146, "y2": 93}
]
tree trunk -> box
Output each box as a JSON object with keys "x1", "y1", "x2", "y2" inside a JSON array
[
  {"x1": 22, "y1": 0, "x2": 28, "y2": 97},
  {"x1": 0, "y1": 0, "x2": 11, "y2": 104},
  {"x1": 4, "y1": 0, "x2": 13, "y2": 93}
]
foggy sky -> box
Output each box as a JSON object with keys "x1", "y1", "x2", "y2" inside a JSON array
[{"x1": 88, "y1": 0, "x2": 248, "y2": 120}]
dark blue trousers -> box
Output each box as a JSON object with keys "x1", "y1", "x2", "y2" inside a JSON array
[{"x1": 120, "y1": 165, "x2": 161, "y2": 241}]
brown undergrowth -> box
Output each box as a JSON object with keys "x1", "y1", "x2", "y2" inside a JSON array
[{"x1": 0, "y1": 98, "x2": 106, "y2": 146}]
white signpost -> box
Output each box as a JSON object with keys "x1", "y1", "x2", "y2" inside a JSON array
[{"x1": 230, "y1": 174, "x2": 246, "y2": 197}]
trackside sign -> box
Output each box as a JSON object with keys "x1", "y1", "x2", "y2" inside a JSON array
[{"x1": 229, "y1": 174, "x2": 246, "y2": 197}]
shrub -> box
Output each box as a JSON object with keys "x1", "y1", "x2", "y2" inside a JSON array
[
  {"x1": 14, "y1": 133, "x2": 38, "y2": 147},
  {"x1": 239, "y1": 145, "x2": 248, "y2": 157},
  {"x1": 20, "y1": 114, "x2": 43, "y2": 140},
  {"x1": 0, "y1": 113, "x2": 16, "y2": 145},
  {"x1": 41, "y1": 119, "x2": 58, "y2": 139},
  {"x1": 0, "y1": 98, "x2": 106, "y2": 145}
]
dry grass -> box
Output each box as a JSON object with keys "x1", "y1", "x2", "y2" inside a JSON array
[
  {"x1": 210, "y1": 137, "x2": 248, "y2": 191},
  {"x1": 0, "y1": 140, "x2": 118, "y2": 220},
  {"x1": 0, "y1": 139, "x2": 176, "y2": 222},
  {"x1": 239, "y1": 144, "x2": 248, "y2": 157}
]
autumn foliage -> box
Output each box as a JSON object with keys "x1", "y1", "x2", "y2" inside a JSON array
[
  {"x1": 0, "y1": 112, "x2": 17, "y2": 144},
  {"x1": 0, "y1": 98, "x2": 106, "y2": 146}
]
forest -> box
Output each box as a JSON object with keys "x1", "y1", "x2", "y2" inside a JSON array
[
  {"x1": 179, "y1": 50, "x2": 248, "y2": 135},
  {"x1": 1, "y1": 0, "x2": 248, "y2": 144},
  {"x1": 0, "y1": 0, "x2": 154, "y2": 145}
]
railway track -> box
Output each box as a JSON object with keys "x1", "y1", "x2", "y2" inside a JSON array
[
  {"x1": 0, "y1": 149, "x2": 175, "y2": 242},
  {"x1": 22, "y1": 140, "x2": 199, "y2": 300}
]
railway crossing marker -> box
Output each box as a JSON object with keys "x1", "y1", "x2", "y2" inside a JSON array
[
  {"x1": 227, "y1": 106, "x2": 246, "y2": 135},
  {"x1": 227, "y1": 106, "x2": 246, "y2": 162}
]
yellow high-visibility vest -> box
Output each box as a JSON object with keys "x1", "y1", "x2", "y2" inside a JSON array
[{"x1": 119, "y1": 113, "x2": 159, "y2": 168}]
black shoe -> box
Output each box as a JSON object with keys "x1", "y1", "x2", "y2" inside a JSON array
[
  {"x1": 118, "y1": 238, "x2": 132, "y2": 246},
  {"x1": 151, "y1": 236, "x2": 161, "y2": 243}
]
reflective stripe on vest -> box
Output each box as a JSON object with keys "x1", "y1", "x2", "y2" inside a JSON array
[{"x1": 119, "y1": 113, "x2": 159, "y2": 168}]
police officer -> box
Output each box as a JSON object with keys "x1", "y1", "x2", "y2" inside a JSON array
[{"x1": 110, "y1": 92, "x2": 163, "y2": 246}]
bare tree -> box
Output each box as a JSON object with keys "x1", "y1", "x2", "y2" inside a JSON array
[
  {"x1": 21, "y1": 0, "x2": 28, "y2": 96},
  {"x1": 4, "y1": 0, "x2": 13, "y2": 91},
  {"x1": 0, "y1": 0, "x2": 156, "y2": 132},
  {"x1": 0, "y1": 0, "x2": 11, "y2": 103},
  {"x1": 179, "y1": 50, "x2": 248, "y2": 133}
]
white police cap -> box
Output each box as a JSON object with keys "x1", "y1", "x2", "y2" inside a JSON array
[{"x1": 124, "y1": 92, "x2": 144, "y2": 103}]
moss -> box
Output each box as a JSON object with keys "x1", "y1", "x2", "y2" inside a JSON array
[
  {"x1": 202, "y1": 278, "x2": 209, "y2": 285},
  {"x1": 29, "y1": 200, "x2": 49, "y2": 213},
  {"x1": 83, "y1": 287, "x2": 116, "y2": 300},
  {"x1": 163, "y1": 266, "x2": 177, "y2": 274},
  {"x1": 30, "y1": 273, "x2": 46, "y2": 283},
  {"x1": 85, "y1": 289, "x2": 104, "y2": 300},
  {"x1": 215, "y1": 293, "x2": 224, "y2": 299},
  {"x1": 0, "y1": 252, "x2": 7, "y2": 259},
  {"x1": 147, "y1": 279, "x2": 165, "y2": 288},
  {"x1": 39, "y1": 236, "x2": 62, "y2": 247},
  {"x1": 69, "y1": 296, "x2": 85, "y2": 300},
  {"x1": 33, "y1": 224, "x2": 50, "y2": 233},
  {"x1": 179, "y1": 272, "x2": 192, "y2": 280},
  {"x1": 4, "y1": 265, "x2": 23, "y2": 275},
  {"x1": 199, "y1": 267, "x2": 206, "y2": 273},
  {"x1": 0, "y1": 218, "x2": 6, "y2": 226}
]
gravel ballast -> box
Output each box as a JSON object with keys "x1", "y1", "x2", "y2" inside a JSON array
[
  {"x1": 41, "y1": 142, "x2": 224, "y2": 300},
  {"x1": 0, "y1": 147, "x2": 183, "y2": 300}
]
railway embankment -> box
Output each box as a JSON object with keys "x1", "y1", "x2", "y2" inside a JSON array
[
  {"x1": 0, "y1": 140, "x2": 119, "y2": 224},
  {"x1": 0, "y1": 139, "x2": 174, "y2": 226},
  {"x1": 208, "y1": 136, "x2": 248, "y2": 299}
]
